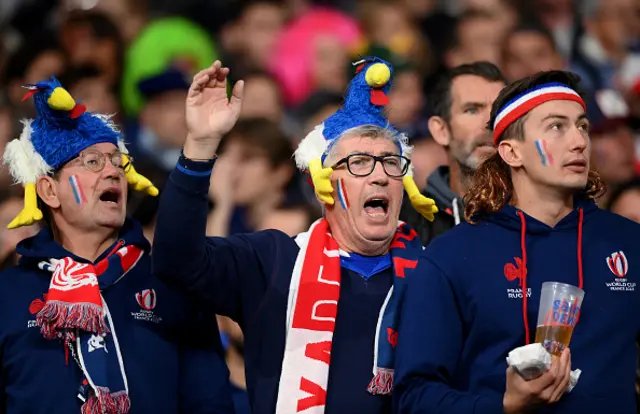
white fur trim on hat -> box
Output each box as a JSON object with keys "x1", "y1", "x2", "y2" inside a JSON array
[
  {"x1": 293, "y1": 123, "x2": 415, "y2": 176},
  {"x1": 293, "y1": 124, "x2": 329, "y2": 171},
  {"x1": 3, "y1": 119, "x2": 51, "y2": 185}
]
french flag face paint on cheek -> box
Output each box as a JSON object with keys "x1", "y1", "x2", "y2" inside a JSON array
[
  {"x1": 337, "y1": 178, "x2": 350, "y2": 210},
  {"x1": 535, "y1": 139, "x2": 554, "y2": 166},
  {"x1": 69, "y1": 175, "x2": 86, "y2": 205}
]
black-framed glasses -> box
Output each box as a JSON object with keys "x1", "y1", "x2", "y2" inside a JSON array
[
  {"x1": 331, "y1": 153, "x2": 410, "y2": 178},
  {"x1": 67, "y1": 149, "x2": 128, "y2": 173}
]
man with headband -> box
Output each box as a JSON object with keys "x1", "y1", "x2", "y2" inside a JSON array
[
  {"x1": 152, "y1": 58, "x2": 438, "y2": 414},
  {"x1": 394, "y1": 70, "x2": 640, "y2": 413},
  {"x1": 0, "y1": 77, "x2": 233, "y2": 413}
]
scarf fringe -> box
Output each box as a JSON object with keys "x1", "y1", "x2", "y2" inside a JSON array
[
  {"x1": 367, "y1": 368, "x2": 394, "y2": 396},
  {"x1": 37, "y1": 301, "x2": 109, "y2": 340},
  {"x1": 81, "y1": 388, "x2": 130, "y2": 414}
]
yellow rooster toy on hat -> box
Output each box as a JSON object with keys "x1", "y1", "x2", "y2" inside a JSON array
[
  {"x1": 294, "y1": 56, "x2": 438, "y2": 221},
  {"x1": 2, "y1": 76, "x2": 158, "y2": 229}
]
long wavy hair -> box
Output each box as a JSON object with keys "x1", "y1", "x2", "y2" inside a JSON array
[
  {"x1": 463, "y1": 70, "x2": 606, "y2": 223},
  {"x1": 464, "y1": 152, "x2": 605, "y2": 223}
]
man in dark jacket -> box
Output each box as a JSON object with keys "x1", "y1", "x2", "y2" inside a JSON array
[
  {"x1": 400, "y1": 62, "x2": 506, "y2": 245},
  {"x1": 0, "y1": 77, "x2": 234, "y2": 414},
  {"x1": 152, "y1": 58, "x2": 437, "y2": 414}
]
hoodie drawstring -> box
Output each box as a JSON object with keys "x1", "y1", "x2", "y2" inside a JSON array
[
  {"x1": 452, "y1": 197, "x2": 461, "y2": 226},
  {"x1": 516, "y1": 208, "x2": 584, "y2": 345}
]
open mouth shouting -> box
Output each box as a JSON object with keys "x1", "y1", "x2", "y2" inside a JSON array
[
  {"x1": 98, "y1": 187, "x2": 122, "y2": 206},
  {"x1": 363, "y1": 194, "x2": 389, "y2": 218}
]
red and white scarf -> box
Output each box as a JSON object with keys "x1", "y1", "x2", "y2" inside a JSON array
[{"x1": 275, "y1": 218, "x2": 420, "y2": 413}]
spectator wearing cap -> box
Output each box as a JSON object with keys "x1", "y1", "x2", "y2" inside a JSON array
[
  {"x1": 133, "y1": 69, "x2": 190, "y2": 172},
  {"x1": 586, "y1": 89, "x2": 638, "y2": 205}
]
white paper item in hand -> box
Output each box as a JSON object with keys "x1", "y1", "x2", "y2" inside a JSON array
[
  {"x1": 506, "y1": 343, "x2": 551, "y2": 380},
  {"x1": 567, "y1": 368, "x2": 581, "y2": 392},
  {"x1": 506, "y1": 343, "x2": 581, "y2": 393}
]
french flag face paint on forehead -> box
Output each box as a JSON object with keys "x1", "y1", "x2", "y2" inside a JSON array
[{"x1": 492, "y1": 82, "x2": 587, "y2": 145}]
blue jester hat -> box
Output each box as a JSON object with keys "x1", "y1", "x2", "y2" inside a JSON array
[
  {"x1": 293, "y1": 56, "x2": 437, "y2": 220},
  {"x1": 2, "y1": 76, "x2": 159, "y2": 229}
]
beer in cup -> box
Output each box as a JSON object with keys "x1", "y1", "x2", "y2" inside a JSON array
[{"x1": 535, "y1": 282, "x2": 585, "y2": 357}]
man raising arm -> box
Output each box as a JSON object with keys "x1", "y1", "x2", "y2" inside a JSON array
[{"x1": 152, "y1": 59, "x2": 437, "y2": 414}]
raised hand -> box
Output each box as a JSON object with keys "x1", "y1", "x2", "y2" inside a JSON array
[{"x1": 184, "y1": 61, "x2": 244, "y2": 159}]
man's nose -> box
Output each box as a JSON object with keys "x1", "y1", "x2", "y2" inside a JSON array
[
  {"x1": 102, "y1": 159, "x2": 122, "y2": 180},
  {"x1": 368, "y1": 160, "x2": 389, "y2": 186}
]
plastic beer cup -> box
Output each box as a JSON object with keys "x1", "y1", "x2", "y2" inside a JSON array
[{"x1": 535, "y1": 282, "x2": 585, "y2": 357}]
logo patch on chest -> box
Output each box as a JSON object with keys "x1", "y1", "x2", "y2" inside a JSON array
[
  {"x1": 504, "y1": 257, "x2": 532, "y2": 299},
  {"x1": 131, "y1": 289, "x2": 162, "y2": 323},
  {"x1": 605, "y1": 251, "x2": 634, "y2": 292}
]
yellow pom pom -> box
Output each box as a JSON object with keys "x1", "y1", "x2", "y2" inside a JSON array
[
  {"x1": 47, "y1": 87, "x2": 76, "y2": 111},
  {"x1": 365, "y1": 63, "x2": 391, "y2": 88}
]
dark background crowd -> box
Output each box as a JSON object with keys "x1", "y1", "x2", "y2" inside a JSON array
[{"x1": 1, "y1": 0, "x2": 639, "y2": 411}]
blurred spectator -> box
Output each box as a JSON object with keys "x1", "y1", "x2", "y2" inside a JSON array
[
  {"x1": 127, "y1": 161, "x2": 170, "y2": 243},
  {"x1": 255, "y1": 203, "x2": 321, "y2": 236},
  {"x1": 0, "y1": 197, "x2": 40, "y2": 270},
  {"x1": 121, "y1": 16, "x2": 218, "y2": 116},
  {"x1": 59, "y1": 10, "x2": 124, "y2": 89},
  {"x1": 207, "y1": 118, "x2": 307, "y2": 237},
  {"x1": 407, "y1": 134, "x2": 447, "y2": 190},
  {"x1": 3, "y1": 32, "x2": 65, "y2": 127},
  {"x1": 501, "y1": 20, "x2": 566, "y2": 82},
  {"x1": 398, "y1": 0, "x2": 437, "y2": 20},
  {"x1": 268, "y1": 6, "x2": 363, "y2": 107},
  {"x1": 607, "y1": 178, "x2": 640, "y2": 223},
  {"x1": 220, "y1": 1, "x2": 287, "y2": 76},
  {"x1": 58, "y1": 65, "x2": 119, "y2": 116},
  {"x1": 359, "y1": 1, "x2": 432, "y2": 74},
  {"x1": 240, "y1": 71, "x2": 284, "y2": 121},
  {"x1": 444, "y1": 9, "x2": 504, "y2": 68},
  {"x1": 387, "y1": 65, "x2": 425, "y2": 132},
  {"x1": 587, "y1": 89, "x2": 638, "y2": 205},
  {"x1": 134, "y1": 69, "x2": 190, "y2": 171},
  {"x1": 531, "y1": 0, "x2": 576, "y2": 57},
  {"x1": 0, "y1": 107, "x2": 16, "y2": 192},
  {"x1": 571, "y1": 0, "x2": 640, "y2": 93},
  {"x1": 90, "y1": 0, "x2": 149, "y2": 42},
  {"x1": 293, "y1": 91, "x2": 344, "y2": 137},
  {"x1": 461, "y1": 0, "x2": 518, "y2": 35}
]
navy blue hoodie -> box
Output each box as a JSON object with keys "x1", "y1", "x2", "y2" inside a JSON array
[
  {"x1": 394, "y1": 198, "x2": 640, "y2": 413},
  {"x1": 0, "y1": 219, "x2": 234, "y2": 414},
  {"x1": 152, "y1": 156, "x2": 396, "y2": 414}
]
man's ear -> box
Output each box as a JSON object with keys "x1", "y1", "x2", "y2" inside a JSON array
[
  {"x1": 498, "y1": 140, "x2": 523, "y2": 168},
  {"x1": 36, "y1": 175, "x2": 61, "y2": 209},
  {"x1": 428, "y1": 116, "x2": 451, "y2": 147}
]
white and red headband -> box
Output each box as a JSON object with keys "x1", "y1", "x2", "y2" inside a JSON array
[{"x1": 492, "y1": 82, "x2": 586, "y2": 145}]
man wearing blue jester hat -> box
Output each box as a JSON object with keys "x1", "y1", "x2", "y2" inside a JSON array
[
  {"x1": 152, "y1": 58, "x2": 438, "y2": 414},
  {"x1": 0, "y1": 77, "x2": 234, "y2": 414}
]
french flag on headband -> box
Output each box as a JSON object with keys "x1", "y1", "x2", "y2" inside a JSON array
[{"x1": 492, "y1": 82, "x2": 587, "y2": 145}]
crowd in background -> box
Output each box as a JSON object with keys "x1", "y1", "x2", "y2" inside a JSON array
[{"x1": 1, "y1": 0, "x2": 640, "y2": 410}]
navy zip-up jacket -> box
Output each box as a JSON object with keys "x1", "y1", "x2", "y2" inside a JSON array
[
  {"x1": 152, "y1": 156, "x2": 396, "y2": 414},
  {"x1": 0, "y1": 219, "x2": 234, "y2": 413}
]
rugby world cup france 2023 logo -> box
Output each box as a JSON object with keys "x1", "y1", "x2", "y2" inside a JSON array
[{"x1": 605, "y1": 251, "x2": 634, "y2": 292}]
